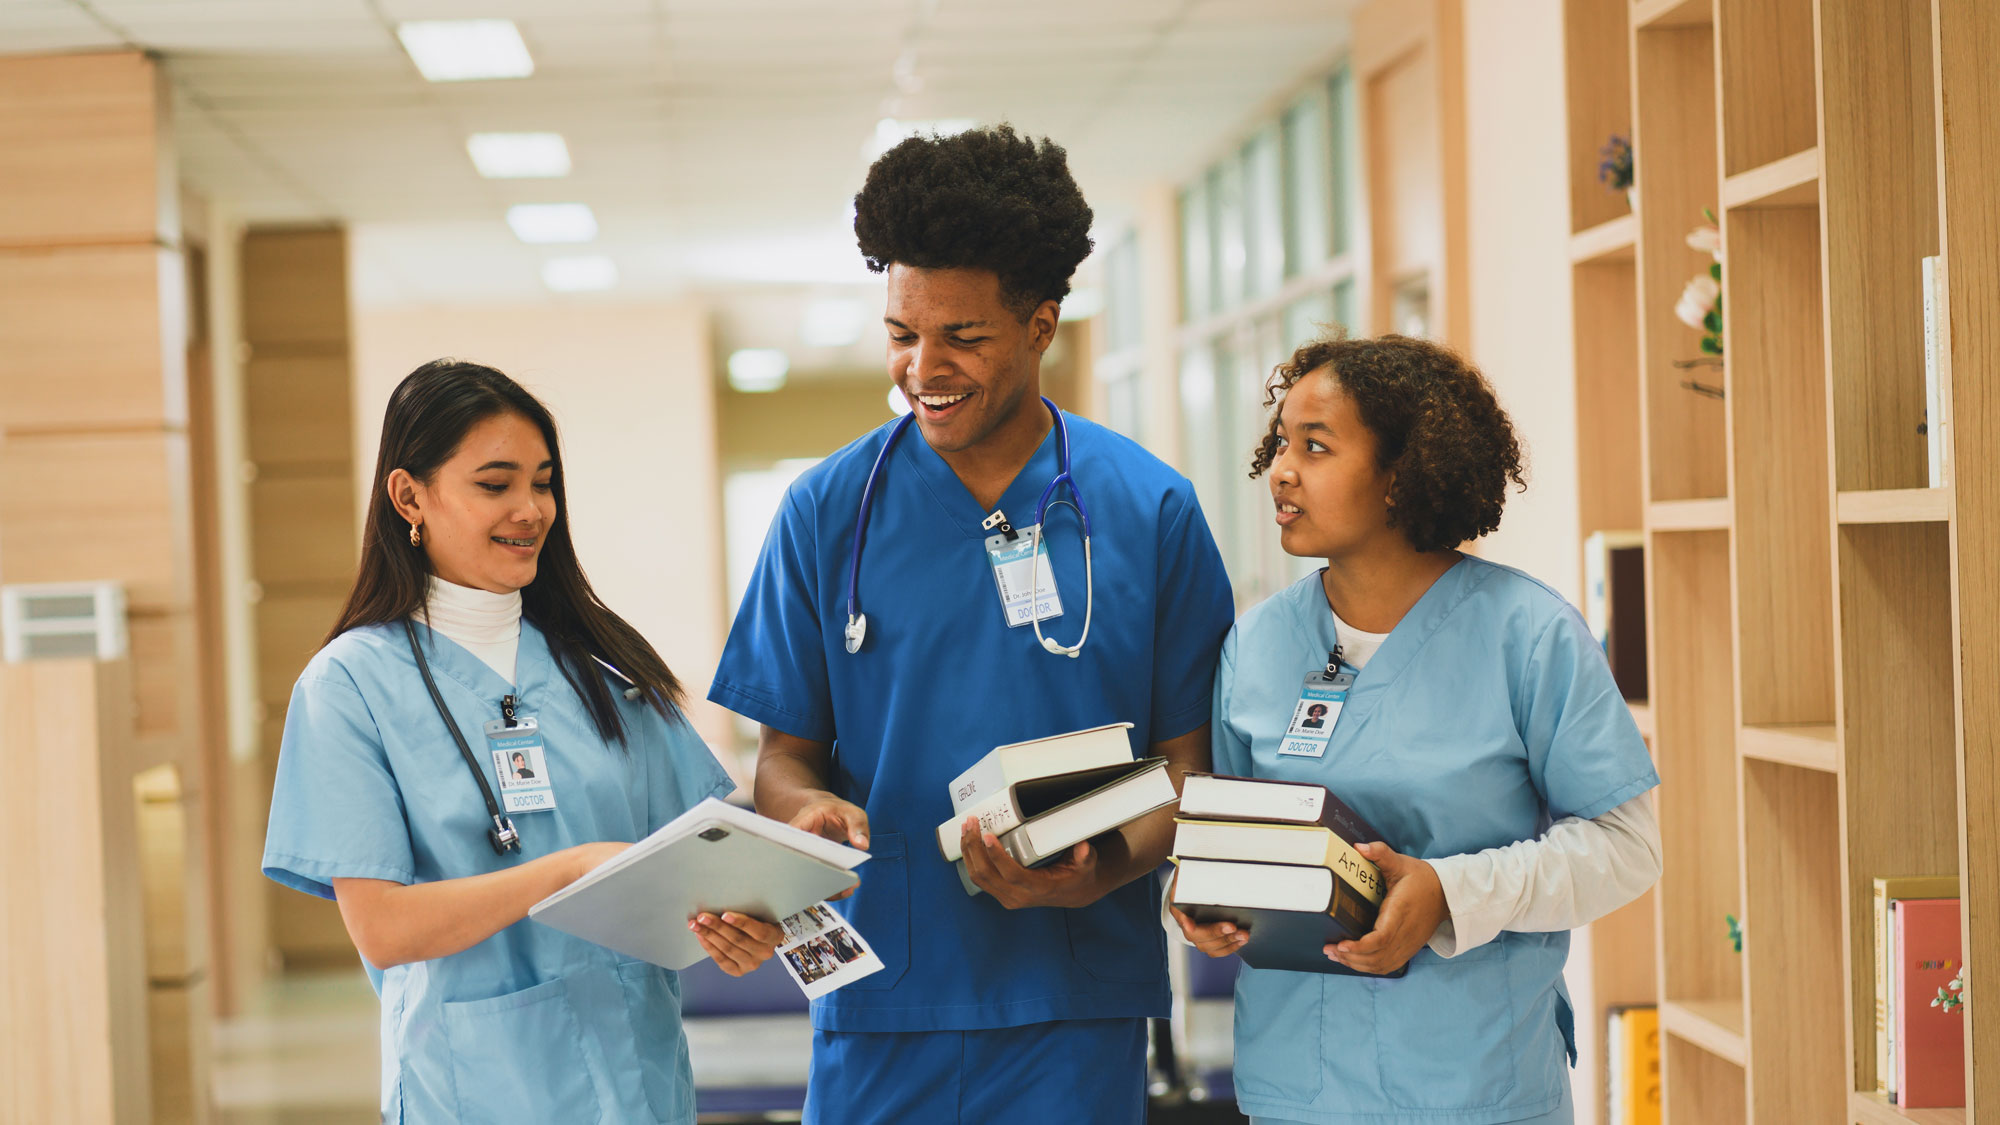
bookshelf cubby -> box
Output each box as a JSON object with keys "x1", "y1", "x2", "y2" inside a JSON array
[{"x1": 1562, "y1": 0, "x2": 1995, "y2": 1120}]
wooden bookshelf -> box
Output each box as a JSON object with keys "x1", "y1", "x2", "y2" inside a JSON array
[{"x1": 1560, "y1": 0, "x2": 1994, "y2": 1119}]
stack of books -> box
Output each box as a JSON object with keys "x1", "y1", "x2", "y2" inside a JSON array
[
  {"x1": 1169, "y1": 773, "x2": 1397, "y2": 976},
  {"x1": 1874, "y1": 875, "x2": 1965, "y2": 1108},
  {"x1": 935, "y1": 722, "x2": 1177, "y2": 896}
]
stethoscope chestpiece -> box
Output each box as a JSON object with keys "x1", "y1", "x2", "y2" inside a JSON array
[
  {"x1": 489, "y1": 815, "x2": 521, "y2": 855},
  {"x1": 844, "y1": 613, "x2": 868, "y2": 654}
]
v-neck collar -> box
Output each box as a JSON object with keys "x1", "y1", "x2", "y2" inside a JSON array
[
  {"x1": 900, "y1": 414, "x2": 1064, "y2": 539},
  {"x1": 1290, "y1": 556, "x2": 1483, "y2": 708},
  {"x1": 410, "y1": 615, "x2": 553, "y2": 706}
]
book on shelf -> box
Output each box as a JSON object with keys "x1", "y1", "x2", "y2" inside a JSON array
[
  {"x1": 1172, "y1": 816, "x2": 1383, "y2": 903},
  {"x1": 1171, "y1": 855, "x2": 1399, "y2": 977},
  {"x1": 1583, "y1": 530, "x2": 1648, "y2": 701},
  {"x1": 946, "y1": 757, "x2": 1177, "y2": 895},
  {"x1": 1605, "y1": 1005, "x2": 1660, "y2": 1125},
  {"x1": 1873, "y1": 874, "x2": 1958, "y2": 1099},
  {"x1": 1893, "y1": 897, "x2": 1966, "y2": 1108},
  {"x1": 1923, "y1": 255, "x2": 1952, "y2": 488}
]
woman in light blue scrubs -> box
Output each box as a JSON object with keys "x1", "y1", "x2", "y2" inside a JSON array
[
  {"x1": 264, "y1": 361, "x2": 781, "y2": 1123},
  {"x1": 1172, "y1": 335, "x2": 1663, "y2": 1125}
]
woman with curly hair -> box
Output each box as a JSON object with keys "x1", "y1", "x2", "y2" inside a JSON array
[{"x1": 1171, "y1": 334, "x2": 1662, "y2": 1125}]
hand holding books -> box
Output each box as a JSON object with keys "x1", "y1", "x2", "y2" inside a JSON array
[
  {"x1": 1321, "y1": 841, "x2": 1448, "y2": 975},
  {"x1": 959, "y1": 823, "x2": 1106, "y2": 910},
  {"x1": 1168, "y1": 773, "x2": 1444, "y2": 977}
]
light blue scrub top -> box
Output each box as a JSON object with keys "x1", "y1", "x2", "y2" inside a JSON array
[
  {"x1": 1216, "y1": 560, "x2": 1658, "y2": 1125},
  {"x1": 263, "y1": 620, "x2": 736, "y2": 1125},
  {"x1": 709, "y1": 412, "x2": 1235, "y2": 1033}
]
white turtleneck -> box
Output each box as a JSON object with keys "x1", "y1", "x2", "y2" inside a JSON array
[{"x1": 421, "y1": 576, "x2": 522, "y2": 685}]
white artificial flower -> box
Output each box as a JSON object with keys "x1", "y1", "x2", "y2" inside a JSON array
[
  {"x1": 1686, "y1": 224, "x2": 1722, "y2": 260},
  {"x1": 1675, "y1": 274, "x2": 1720, "y2": 329}
]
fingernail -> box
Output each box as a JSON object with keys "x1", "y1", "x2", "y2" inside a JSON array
[
  {"x1": 1219, "y1": 924, "x2": 1235, "y2": 935},
  {"x1": 1234, "y1": 934, "x2": 1249, "y2": 944},
  {"x1": 688, "y1": 920, "x2": 699, "y2": 932},
  {"x1": 983, "y1": 832, "x2": 999, "y2": 847}
]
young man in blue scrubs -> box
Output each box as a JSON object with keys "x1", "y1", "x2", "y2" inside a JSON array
[{"x1": 709, "y1": 125, "x2": 1236, "y2": 1124}]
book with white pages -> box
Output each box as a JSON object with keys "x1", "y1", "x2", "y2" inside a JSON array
[
  {"x1": 528, "y1": 797, "x2": 867, "y2": 970},
  {"x1": 948, "y1": 722, "x2": 1136, "y2": 815},
  {"x1": 952, "y1": 757, "x2": 1177, "y2": 894}
]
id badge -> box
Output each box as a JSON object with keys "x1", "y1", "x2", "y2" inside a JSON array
[
  {"x1": 484, "y1": 716, "x2": 557, "y2": 813},
  {"x1": 984, "y1": 524, "x2": 1064, "y2": 628},
  {"x1": 1278, "y1": 670, "x2": 1353, "y2": 758}
]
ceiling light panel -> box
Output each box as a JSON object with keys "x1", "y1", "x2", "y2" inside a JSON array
[
  {"x1": 506, "y1": 203, "x2": 597, "y2": 244},
  {"x1": 541, "y1": 255, "x2": 618, "y2": 292},
  {"x1": 468, "y1": 133, "x2": 571, "y2": 179},
  {"x1": 397, "y1": 20, "x2": 534, "y2": 82}
]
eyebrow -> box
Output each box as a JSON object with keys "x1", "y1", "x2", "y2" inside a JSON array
[
  {"x1": 884, "y1": 317, "x2": 992, "y2": 333},
  {"x1": 474, "y1": 460, "x2": 555, "y2": 472},
  {"x1": 1275, "y1": 420, "x2": 1333, "y2": 435}
]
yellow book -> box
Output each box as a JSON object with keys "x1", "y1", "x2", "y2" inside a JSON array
[{"x1": 1618, "y1": 1006, "x2": 1660, "y2": 1125}]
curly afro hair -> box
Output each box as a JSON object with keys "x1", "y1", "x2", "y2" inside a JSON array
[
  {"x1": 853, "y1": 124, "x2": 1094, "y2": 320},
  {"x1": 1249, "y1": 334, "x2": 1527, "y2": 552}
]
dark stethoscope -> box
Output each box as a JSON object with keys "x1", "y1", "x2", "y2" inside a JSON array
[
  {"x1": 842, "y1": 395, "x2": 1095, "y2": 658},
  {"x1": 403, "y1": 617, "x2": 643, "y2": 856}
]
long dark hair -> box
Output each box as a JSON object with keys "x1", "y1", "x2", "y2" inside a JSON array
[{"x1": 327, "y1": 359, "x2": 685, "y2": 743}]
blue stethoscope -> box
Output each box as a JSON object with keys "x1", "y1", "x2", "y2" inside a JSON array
[{"x1": 843, "y1": 396, "x2": 1095, "y2": 658}]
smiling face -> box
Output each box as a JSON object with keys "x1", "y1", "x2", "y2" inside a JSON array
[
  {"x1": 1267, "y1": 367, "x2": 1401, "y2": 562},
  {"x1": 389, "y1": 410, "x2": 557, "y2": 594},
  {"x1": 884, "y1": 264, "x2": 1056, "y2": 455}
]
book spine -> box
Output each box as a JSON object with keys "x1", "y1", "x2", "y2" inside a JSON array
[
  {"x1": 949, "y1": 757, "x2": 1008, "y2": 815},
  {"x1": 936, "y1": 789, "x2": 1022, "y2": 862},
  {"x1": 1875, "y1": 880, "x2": 1891, "y2": 1098},
  {"x1": 1324, "y1": 831, "x2": 1384, "y2": 904},
  {"x1": 1925, "y1": 255, "x2": 1944, "y2": 488}
]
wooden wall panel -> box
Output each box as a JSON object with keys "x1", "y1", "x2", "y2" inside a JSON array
[
  {"x1": 249, "y1": 476, "x2": 361, "y2": 590},
  {"x1": 0, "y1": 246, "x2": 186, "y2": 431},
  {"x1": 253, "y1": 594, "x2": 346, "y2": 708},
  {"x1": 129, "y1": 613, "x2": 201, "y2": 756},
  {"x1": 241, "y1": 228, "x2": 349, "y2": 351},
  {"x1": 0, "y1": 52, "x2": 171, "y2": 248},
  {"x1": 0, "y1": 431, "x2": 194, "y2": 613},
  {"x1": 245, "y1": 355, "x2": 357, "y2": 467},
  {"x1": 0, "y1": 660, "x2": 152, "y2": 1125}
]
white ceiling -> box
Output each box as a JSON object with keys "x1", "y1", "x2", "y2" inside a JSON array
[{"x1": 3, "y1": 0, "x2": 1354, "y2": 313}]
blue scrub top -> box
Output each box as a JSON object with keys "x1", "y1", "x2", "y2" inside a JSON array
[
  {"x1": 263, "y1": 620, "x2": 736, "y2": 1125},
  {"x1": 1215, "y1": 560, "x2": 1658, "y2": 1125},
  {"x1": 710, "y1": 412, "x2": 1235, "y2": 1033}
]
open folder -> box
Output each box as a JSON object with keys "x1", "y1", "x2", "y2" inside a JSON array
[{"x1": 528, "y1": 797, "x2": 868, "y2": 970}]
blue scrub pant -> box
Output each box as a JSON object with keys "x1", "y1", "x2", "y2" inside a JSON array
[
  {"x1": 1251, "y1": 1084, "x2": 1573, "y2": 1125},
  {"x1": 804, "y1": 1018, "x2": 1148, "y2": 1125}
]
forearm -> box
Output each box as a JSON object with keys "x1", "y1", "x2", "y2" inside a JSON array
[
  {"x1": 333, "y1": 850, "x2": 582, "y2": 969},
  {"x1": 1427, "y1": 792, "x2": 1662, "y2": 955},
  {"x1": 753, "y1": 727, "x2": 837, "y2": 822},
  {"x1": 1088, "y1": 725, "x2": 1211, "y2": 898}
]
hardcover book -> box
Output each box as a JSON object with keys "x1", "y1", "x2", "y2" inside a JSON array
[
  {"x1": 1893, "y1": 897, "x2": 1965, "y2": 1108},
  {"x1": 947, "y1": 722, "x2": 1136, "y2": 818},
  {"x1": 947, "y1": 758, "x2": 1178, "y2": 895},
  {"x1": 1872, "y1": 875, "x2": 1958, "y2": 1098},
  {"x1": 1171, "y1": 856, "x2": 1399, "y2": 977},
  {"x1": 1177, "y1": 772, "x2": 1386, "y2": 848},
  {"x1": 1172, "y1": 817, "x2": 1383, "y2": 904}
]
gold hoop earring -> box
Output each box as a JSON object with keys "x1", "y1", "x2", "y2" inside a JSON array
[{"x1": 409, "y1": 522, "x2": 422, "y2": 547}]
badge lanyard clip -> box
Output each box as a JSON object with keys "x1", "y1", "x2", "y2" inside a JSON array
[{"x1": 1279, "y1": 650, "x2": 1356, "y2": 759}]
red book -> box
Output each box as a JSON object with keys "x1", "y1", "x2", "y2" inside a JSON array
[{"x1": 1893, "y1": 897, "x2": 1965, "y2": 1108}]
